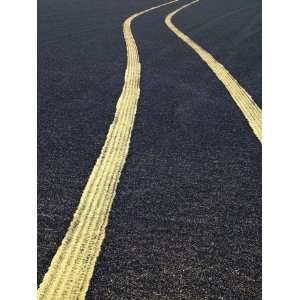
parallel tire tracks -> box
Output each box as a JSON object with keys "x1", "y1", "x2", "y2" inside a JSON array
[
  {"x1": 37, "y1": 1, "x2": 180, "y2": 299},
  {"x1": 165, "y1": 0, "x2": 262, "y2": 142}
]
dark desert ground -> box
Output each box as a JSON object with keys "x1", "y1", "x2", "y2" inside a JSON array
[{"x1": 38, "y1": 0, "x2": 261, "y2": 298}]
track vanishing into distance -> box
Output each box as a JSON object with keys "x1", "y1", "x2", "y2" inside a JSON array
[
  {"x1": 166, "y1": 0, "x2": 261, "y2": 142},
  {"x1": 38, "y1": 0, "x2": 261, "y2": 299},
  {"x1": 38, "y1": 2, "x2": 182, "y2": 299}
]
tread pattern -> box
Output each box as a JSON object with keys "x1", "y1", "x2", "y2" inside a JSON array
[
  {"x1": 165, "y1": 0, "x2": 262, "y2": 142},
  {"x1": 38, "y1": 1, "x2": 180, "y2": 299}
]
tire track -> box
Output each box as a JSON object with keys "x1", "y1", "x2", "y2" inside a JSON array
[
  {"x1": 165, "y1": 0, "x2": 262, "y2": 142},
  {"x1": 37, "y1": 1, "x2": 180, "y2": 299}
]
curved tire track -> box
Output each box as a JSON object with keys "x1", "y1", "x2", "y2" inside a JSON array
[
  {"x1": 37, "y1": 1, "x2": 180, "y2": 299},
  {"x1": 165, "y1": 0, "x2": 262, "y2": 142}
]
